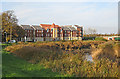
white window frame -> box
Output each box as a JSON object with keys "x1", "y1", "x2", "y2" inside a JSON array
[
  {"x1": 47, "y1": 29, "x2": 49, "y2": 32},
  {"x1": 57, "y1": 29, "x2": 59, "y2": 32},
  {"x1": 60, "y1": 29, "x2": 62, "y2": 32},
  {"x1": 51, "y1": 29, "x2": 53, "y2": 32},
  {"x1": 65, "y1": 34, "x2": 67, "y2": 37}
]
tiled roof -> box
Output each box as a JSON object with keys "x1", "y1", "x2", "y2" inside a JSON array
[
  {"x1": 68, "y1": 26, "x2": 77, "y2": 31},
  {"x1": 40, "y1": 24, "x2": 51, "y2": 27},
  {"x1": 74, "y1": 25, "x2": 82, "y2": 28},
  {"x1": 61, "y1": 26, "x2": 70, "y2": 30},
  {"x1": 40, "y1": 23, "x2": 60, "y2": 28},
  {"x1": 61, "y1": 25, "x2": 77, "y2": 31},
  {"x1": 32, "y1": 25, "x2": 43, "y2": 30},
  {"x1": 21, "y1": 25, "x2": 33, "y2": 30}
]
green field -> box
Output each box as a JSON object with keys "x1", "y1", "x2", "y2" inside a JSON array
[{"x1": 2, "y1": 44, "x2": 64, "y2": 77}]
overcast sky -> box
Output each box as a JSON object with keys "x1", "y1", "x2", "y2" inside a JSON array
[{"x1": 2, "y1": 1, "x2": 118, "y2": 34}]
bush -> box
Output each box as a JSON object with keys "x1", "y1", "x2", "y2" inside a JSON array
[
  {"x1": 95, "y1": 37, "x2": 107, "y2": 41},
  {"x1": 82, "y1": 37, "x2": 96, "y2": 40},
  {"x1": 92, "y1": 41, "x2": 119, "y2": 61},
  {"x1": 4, "y1": 41, "x2": 119, "y2": 77}
]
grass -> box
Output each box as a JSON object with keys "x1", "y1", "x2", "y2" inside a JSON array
[
  {"x1": 2, "y1": 41, "x2": 119, "y2": 77},
  {"x1": 92, "y1": 41, "x2": 120, "y2": 61},
  {"x1": 2, "y1": 44, "x2": 65, "y2": 77}
]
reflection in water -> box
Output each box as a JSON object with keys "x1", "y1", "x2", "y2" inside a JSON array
[{"x1": 85, "y1": 53, "x2": 93, "y2": 62}]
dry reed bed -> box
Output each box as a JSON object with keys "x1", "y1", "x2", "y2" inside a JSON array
[
  {"x1": 92, "y1": 41, "x2": 120, "y2": 62},
  {"x1": 4, "y1": 41, "x2": 119, "y2": 77}
]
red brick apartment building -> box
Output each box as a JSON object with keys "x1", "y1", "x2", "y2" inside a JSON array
[{"x1": 20, "y1": 23, "x2": 83, "y2": 41}]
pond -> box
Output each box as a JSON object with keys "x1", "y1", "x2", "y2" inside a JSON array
[{"x1": 85, "y1": 53, "x2": 93, "y2": 62}]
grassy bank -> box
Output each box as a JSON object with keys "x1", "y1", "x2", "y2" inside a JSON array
[
  {"x1": 4, "y1": 41, "x2": 119, "y2": 77},
  {"x1": 2, "y1": 44, "x2": 65, "y2": 77}
]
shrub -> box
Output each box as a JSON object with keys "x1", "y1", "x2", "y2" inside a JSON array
[
  {"x1": 4, "y1": 41, "x2": 119, "y2": 77},
  {"x1": 92, "y1": 41, "x2": 119, "y2": 61},
  {"x1": 95, "y1": 37, "x2": 107, "y2": 41}
]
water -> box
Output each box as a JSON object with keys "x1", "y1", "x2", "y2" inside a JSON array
[{"x1": 85, "y1": 53, "x2": 93, "y2": 62}]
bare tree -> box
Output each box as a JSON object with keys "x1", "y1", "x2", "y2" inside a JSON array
[
  {"x1": 85, "y1": 27, "x2": 97, "y2": 37},
  {"x1": 87, "y1": 28, "x2": 96, "y2": 34}
]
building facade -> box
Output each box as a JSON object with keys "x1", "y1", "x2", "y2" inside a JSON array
[
  {"x1": 20, "y1": 25, "x2": 34, "y2": 41},
  {"x1": 20, "y1": 23, "x2": 83, "y2": 41},
  {"x1": 31, "y1": 25, "x2": 44, "y2": 41},
  {"x1": 61, "y1": 25, "x2": 83, "y2": 40}
]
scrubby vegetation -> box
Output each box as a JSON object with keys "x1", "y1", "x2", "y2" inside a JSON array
[
  {"x1": 2, "y1": 44, "x2": 64, "y2": 77},
  {"x1": 4, "y1": 41, "x2": 120, "y2": 77},
  {"x1": 92, "y1": 41, "x2": 120, "y2": 61},
  {"x1": 95, "y1": 37, "x2": 108, "y2": 41}
]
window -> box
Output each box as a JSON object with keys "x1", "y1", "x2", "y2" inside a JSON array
[
  {"x1": 65, "y1": 34, "x2": 67, "y2": 37},
  {"x1": 76, "y1": 34, "x2": 77, "y2": 37},
  {"x1": 68, "y1": 34, "x2": 70, "y2": 37},
  {"x1": 48, "y1": 34, "x2": 49, "y2": 37},
  {"x1": 57, "y1": 34, "x2": 59, "y2": 37},
  {"x1": 46, "y1": 34, "x2": 47, "y2": 37},
  {"x1": 68, "y1": 31, "x2": 70, "y2": 33},
  {"x1": 51, "y1": 29, "x2": 53, "y2": 32},
  {"x1": 42, "y1": 34, "x2": 43, "y2": 36},
  {"x1": 57, "y1": 29, "x2": 59, "y2": 32},
  {"x1": 47, "y1": 29, "x2": 49, "y2": 32},
  {"x1": 60, "y1": 29, "x2": 62, "y2": 32}
]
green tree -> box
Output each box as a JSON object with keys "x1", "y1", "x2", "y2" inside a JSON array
[
  {"x1": 12, "y1": 25, "x2": 25, "y2": 41},
  {"x1": 1, "y1": 10, "x2": 25, "y2": 42}
]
